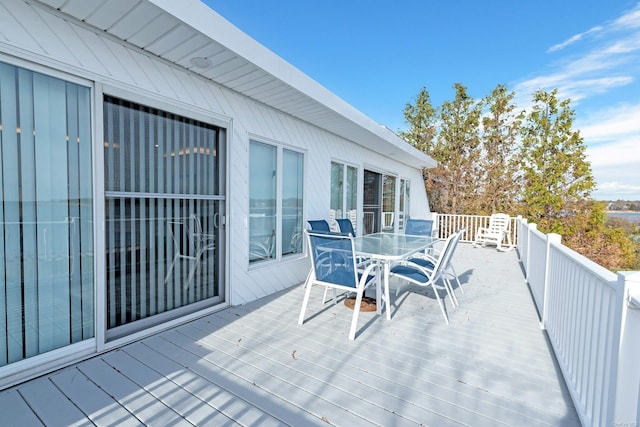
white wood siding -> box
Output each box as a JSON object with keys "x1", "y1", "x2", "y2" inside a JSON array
[{"x1": 0, "y1": 0, "x2": 430, "y2": 308}]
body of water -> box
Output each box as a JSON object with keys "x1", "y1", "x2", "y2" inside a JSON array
[{"x1": 607, "y1": 212, "x2": 640, "y2": 224}]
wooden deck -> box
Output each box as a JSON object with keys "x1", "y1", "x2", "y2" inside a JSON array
[{"x1": 0, "y1": 243, "x2": 581, "y2": 426}]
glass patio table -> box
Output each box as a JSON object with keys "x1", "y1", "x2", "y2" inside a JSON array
[{"x1": 353, "y1": 232, "x2": 437, "y2": 319}]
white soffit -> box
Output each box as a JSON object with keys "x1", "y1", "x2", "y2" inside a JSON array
[{"x1": 34, "y1": 0, "x2": 436, "y2": 169}]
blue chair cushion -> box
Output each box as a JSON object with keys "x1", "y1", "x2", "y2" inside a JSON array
[
  {"x1": 405, "y1": 219, "x2": 433, "y2": 236},
  {"x1": 337, "y1": 218, "x2": 355, "y2": 236},
  {"x1": 408, "y1": 257, "x2": 435, "y2": 270},
  {"x1": 318, "y1": 267, "x2": 375, "y2": 289},
  {"x1": 308, "y1": 220, "x2": 330, "y2": 231},
  {"x1": 321, "y1": 268, "x2": 357, "y2": 288},
  {"x1": 390, "y1": 265, "x2": 428, "y2": 282}
]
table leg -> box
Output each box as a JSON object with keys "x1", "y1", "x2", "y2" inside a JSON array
[
  {"x1": 375, "y1": 260, "x2": 382, "y2": 315},
  {"x1": 384, "y1": 262, "x2": 391, "y2": 320}
]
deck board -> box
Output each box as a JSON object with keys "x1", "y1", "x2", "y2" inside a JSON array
[
  {"x1": 0, "y1": 243, "x2": 582, "y2": 426},
  {"x1": 49, "y1": 367, "x2": 141, "y2": 427},
  {"x1": 18, "y1": 378, "x2": 93, "y2": 426},
  {"x1": 122, "y1": 342, "x2": 278, "y2": 426},
  {"x1": 101, "y1": 349, "x2": 238, "y2": 426},
  {"x1": 76, "y1": 357, "x2": 191, "y2": 426},
  {"x1": 0, "y1": 389, "x2": 44, "y2": 426}
]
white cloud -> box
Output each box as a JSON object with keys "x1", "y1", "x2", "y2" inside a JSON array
[
  {"x1": 547, "y1": 26, "x2": 603, "y2": 52},
  {"x1": 512, "y1": 4, "x2": 640, "y2": 200},
  {"x1": 612, "y1": 3, "x2": 640, "y2": 29},
  {"x1": 586, "y1": 136, "x2": 640, "y2": 167},
  {"x1": 579, "y1": 104, "x2": 640, "y2": 200},
  {"x1": 515, "y1": 3, "x2": 640, "y2": 104},
  {"x1": 593, "y1": 179, "x2": 640, "y2": 200},
  {"x1": 578, "y1": 103, "x2": 640, "y2": 141}
]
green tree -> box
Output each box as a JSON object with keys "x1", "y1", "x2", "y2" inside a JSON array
[
  {"x1": 479, "y1": 84, "x2": 521, "y2": 215},
  {"x1": 399, "y1": 87, "x2": 437, "y2": 154},
  {"x1": 517, "y1": 89, "x2": 595, "y2": 233},
  {"x1": 430, "y1": 83, "x2": 482, "y2": 213}
]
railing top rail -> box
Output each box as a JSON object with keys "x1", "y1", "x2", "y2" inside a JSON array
[
  {"x1": 548, "y1": 237, "x2": 618, "y2": 287},
  {"x1": 528, "y1": 226, "x2": 546, "y2": 239}
]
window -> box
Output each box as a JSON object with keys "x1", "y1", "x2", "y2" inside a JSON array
[
  {"x1": 330, "y1": 162, "x2": 344, "y2": 224},
  {"x1": 330, "y1": 162, "x2": 358, "y2": 233},
  {"x1": 0, "y1": 62, "x2": 93, "y2": 366},
  {"x1": 282, "y1": 149, "x2": 304, "y2": 256},
  {"x1": 399, "y1": 179, "x2": 410, "y2": 230},
  {"x1": 249, "y1": 140, "x2": 304, "y2": 264},
  {"x1": 382, "y1": 175, "x2": 397, "y2": 231},
  {"x1": 104, "y1": 96, "x2": 224, "y2": 337},
  {"x1": 249, "y1": 141, "x2": 276, "y2": 262}
]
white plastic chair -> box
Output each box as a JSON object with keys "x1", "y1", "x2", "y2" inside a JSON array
[
  {"x1": 328, "y1": 209, "x2": 340, "y2": 232},
  {"x1": 348, "y1": 209, "x2": 358, "y2": 234},
  {"x1": 473, "y1": 213, "x2": 512, "y2": 251},
  {"x1": 382, "y1": 212, "x2": 394, "y2": 231}
]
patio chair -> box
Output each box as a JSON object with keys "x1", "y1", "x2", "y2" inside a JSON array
[
  {"x1": 348, "y1": 209, "x2": 358, "y2": 234},
  {"x1": 407, "y1": 228, "x2": 465, "y2": 299},
  {"x1": 405, "y1": 218, "x2": 435, "y2": 255},
  {"x1": 389, "y1": 230, "x2": 460, "y2": 325},
  {"x1": 307, "y1": 219, "x2": 330, "y2": 231},
  {"x1": 328, "y1": 209, "x2": 340, "y2": 232},
  {"x1": 473, "y1": 213, "x2": 512, "y2": 251},
  {"x1": 338, "y1": 217, "x2": 372, "y2": 266},
  {"x1": 382, "y1": 212, "x2": 394, "y2": 231},
  {"x1": 405, "y1": 218, "x2": 434, "y2": 236},
  {"x1": 299, "y1": 230, "x2": 378, "y2": 340},
  {"x1": 307, "y1": 219, "x2": 341, "y2": 302},
  {"x1": 337, "y1": 218, "x2": 356, "y2": 236}
]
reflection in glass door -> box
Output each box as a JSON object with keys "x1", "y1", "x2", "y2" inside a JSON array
[
  {"x1": 103, "y1": 96, "x2": 225, "y2": 339},
  {"x1": 0, "y1": 62, "x2": 94, "y2": 367}
]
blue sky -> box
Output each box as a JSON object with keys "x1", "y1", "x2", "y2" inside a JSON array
[{"x1": 204, "y1": 1, "x2": 640, "y2": 201}]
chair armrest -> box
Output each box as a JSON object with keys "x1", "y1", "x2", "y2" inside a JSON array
[
  {"x1": 390, "y1": 259, "x2": 432, "y2": 275},
  {"x1": 411, "y1": 252, "x2": 437, "y2": 264},
  {"x1": 358, "y1": 262, "x2": 379, "y2": 287}
]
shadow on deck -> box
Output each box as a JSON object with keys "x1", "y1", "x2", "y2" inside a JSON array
[{"x1": 0, "y1": 243, "x2": 581, "y2": 426}]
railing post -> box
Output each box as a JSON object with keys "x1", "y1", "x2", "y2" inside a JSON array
[
  {"x1": 516, "y1": 216, "x2": 524, "y2": 253},
  {"x1": 611, "y1": 271, "x2": 640, "y2": 426},
  {"x1": 540, "y1": 233, "x2": 561, "y2": 329},
  {"x1": 525, "y1": 223, "x2": 536, "y2": 282}
]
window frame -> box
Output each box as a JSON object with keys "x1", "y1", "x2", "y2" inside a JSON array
[
  {"x1": 248, "y1": 137, "x2": 305, "y2": 267},
  {"x1": 96, "y1": 84, "x2": 231, "y2": 350},
  {"x1": 330, "y1": 160, "x2": 359, "y2": 234},
  {"x1": 0, "y1": 59, "x2": 95, "y2": 370}
]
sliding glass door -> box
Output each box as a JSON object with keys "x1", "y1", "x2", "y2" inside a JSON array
[
  {"x1": 364, "y1": 170, "x2": 402, "y2": 234},
  {"x1": 331, "y1": 162, "x2": 358, "y2": 233},
  {"x1": 104, "y1": 96, "x2": 225, "y2": 339},
  {"x1": 363, "y1": 170, "x2": 381, "y2": 234},
  {"x1": 0, "y1": 62, "x2": 94, "y2": 366}
]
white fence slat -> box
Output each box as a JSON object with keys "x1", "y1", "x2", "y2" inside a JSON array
[
  {"x1": 516, "y1": 217, "x2": 633, "y2": 427},
  {"x1": 613, "y1": 272, "x2": 640, "y2": 425}
]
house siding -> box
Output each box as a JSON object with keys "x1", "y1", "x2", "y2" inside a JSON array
[{"x1": 0, "y1": 0, "x2": 430, "y2": 384}]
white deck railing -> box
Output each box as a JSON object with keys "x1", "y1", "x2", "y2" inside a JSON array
[
  {"x1": 517, "y1": 217, "x2": 639, "y2": 427},
  {"x1": 435, "y1": 213, "x2": 639, "y2": 427},
  {"x1": 436, "y1": 213, "x2": 519, "y2": 247}
]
